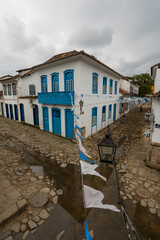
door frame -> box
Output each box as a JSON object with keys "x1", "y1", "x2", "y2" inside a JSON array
[
  {"x1": 51, "y1": 107, "x2": 61, "y2": 135},
  {"x1": 65, "y1": 108, "x2": 74, "y2": 139},
  {"x1": 42, "y1": 106, "x2": 49, "y2": 131}
]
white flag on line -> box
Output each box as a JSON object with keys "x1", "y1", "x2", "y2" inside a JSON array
[
  {"x1": 83, "y1": 185, "x2": 120, "y2": 212},
  {"x1": 80, "y1": 161, "x2": 106, "y2": 181},
  {"x1": 78, "y1": 139, "x2": 91, "y2": 158}
]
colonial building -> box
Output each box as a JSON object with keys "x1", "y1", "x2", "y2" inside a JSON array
[
  {"x1": 0, "y1": 50, "x2": 124, "y2": 139},
  {"x1": 119, "y1": 77, "x2": 138, "y2": 116},
  {"x1": 147, "y1": 63, "x2": 160, "y2": 169}
]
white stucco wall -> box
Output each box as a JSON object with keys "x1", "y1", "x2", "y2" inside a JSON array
[
  {"x1": 1, "y1": 57, "x2": 122, "y2": 138},
  {"x1": 151, "y1": 99, "x2": 160, "y2": 144},
  {"x1": 120, "y1": 79, "x2": 130, "y2": 93},
  {"x1": 154, "y1": 68, "x2": 160, "y2": 94}
]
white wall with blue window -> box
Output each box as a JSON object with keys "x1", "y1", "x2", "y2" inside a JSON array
[
  {"x1": 1, "y1": 53, "x2": 121, "y2": 139},
  {"x1": 74, "y1": 59, "x2": 120, "y2": 137}
]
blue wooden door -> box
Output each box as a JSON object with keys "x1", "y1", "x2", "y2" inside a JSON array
[
  {"x1": 43, "y1": 107, "x2": 49, "y2": 131},
  {"x1": 65, "y1": 109, "x2": 74, "y2": 139},
  {"x1": 1, "y1": 103, "x2": 4, "y2": 116},
  {"x1": 113, "y1": 103, "x2": 117, "y2": 121},
  {"x1": 14, "y1": 105, "x2": 19, "y2": 120},
  {"x1": 52, "y1": 108, "x2": 61, "y2": 135},
  {"x1": 9, "y1": 105, "x2": 14, "y2": 119},
  {"x1": 64, "y1": 70, "x2": 74, "y2": 91},
  {"x1": 20, "y1": 104, "x2": 25, "y2": 122},
  {"x1": 33, "y1": 105, "x2": 39, "y2": 126},
  {"x1": 5, "y1": 104, "x2": 9, "y2": 118}
]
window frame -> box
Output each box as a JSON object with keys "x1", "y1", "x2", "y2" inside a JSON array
[
  {"x1": 108, "y1": 104, "x2": 112, "y2": 119},
  {"x1": 114, "y1": 81, "x2": 118, "y2": 95},
  {"x1": 51, "y1": 73, "x2": 59, "y2": 92},
  {"x1": 8, "y1": 84, "x2": 12, "y2": 95},
  {"x1": 102, "y1": 106, "x2": 106, "y2": 122},
  {"x1": 29, "y1": 84, "x2": 36, "y2": 95},
  {"x1": 92, "y1": 73, "x2": 98, "y2": 94},
  {"x1": 103, "y1": 77, "x2": 107, "y2": 94},
  {"x1": 92, "y1": 107, "x2": 97, "y2": 126},
  {"x1": 3, "y1": 85, "x2": 7, "y2": 95},
  {"x1": 109, "y1": 79, "x2": 113, "y2": 94},
  {"x1": 12, "y1": 83, "x2": 17, "y2": 95},
  {"x1": 41, "y1": 75, "x2": 47, "y2": 93}
]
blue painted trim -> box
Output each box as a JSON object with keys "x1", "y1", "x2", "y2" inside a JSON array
[
  {"x1": 51, "y1": 107, "x2": 61, "y2": 135},
  {"x1": 51, "y1": 72, "x2": 59, "y2": 92},
  {"x1": 91, "y1": 107, "x2": 97, "y2": 134},
  {"x1": 75, "y1": 124, "x2": 83, "y2": 135},
  {"x1": 5, "y1": 104, "x2": 9, "y2": 118},
  {"x1": 41, "y1": 75, "x2": 47, "y2": 93},
  {"x1": 65, "y1": 108, "x2": 74, "y2": 139},
  {"x1": 38, "y1": 91, "x2": 74, "y2": 105},
  {"x1": 85, "y1": 220, "x2": 93, "y2": 240},
  {"x1": 77, "y1": 132, "x2": 84, "y2": 142},
  {"x1": 64, "y1": 69, "x2": 74, "y2": 92},
  {"x1": 92, "y1": 73, "x2": 98, "y2": 94},
  {"x1": 79, "y1": 150, "x2": 101, "y2": 167},
  {"x1": 103, "y1": 77, "x2": 107, "y2": 94},
  {"x1": 42, "y1": 106, "x2": 49, "y2": 131},
  {"x1": 115, "y1": 81, "x2": 118, "y2": 95},
  {"x1": 101, "y1": 105, "x2": 106, "y2": 128},
  {"x1": 109, "y1": 79, "x2": 113, "y2": 95},
  {"x1": 108, "y1": 104, "x2": 112, "y2": 119}
]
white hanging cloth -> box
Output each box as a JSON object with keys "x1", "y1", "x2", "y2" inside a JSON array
[
  {"x1": 83, "y1": 185, "x2": 120, "y2": 212},
  {"x1": 80, "y1": 161, "x2": 106, "y2": 181}
]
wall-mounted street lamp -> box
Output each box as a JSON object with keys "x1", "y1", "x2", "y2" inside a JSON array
[
  {"x1": 98, "y1": 133, "x2": 117, "y2": 164},
  {"x1": 97, "y1": 128, "x2": 142, "y2": 240},
  {"x1": 144, "y1": 112, "x2": 151, "y2": 122}
]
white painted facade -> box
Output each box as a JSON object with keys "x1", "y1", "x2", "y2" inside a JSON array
[
  {"x1": 151, "y1": 64, "x2": 160, "y2": 144},
  {"x1": 0, "y1": 51, "x2": 123, "y2": 139},
  {"x1": 120, "y1": 79, "x2": 130, "y2": 94}
]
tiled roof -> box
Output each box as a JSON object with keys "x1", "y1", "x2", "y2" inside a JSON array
[
  {"x1": 18, "y1": 50, "x2": 123, "y2": 78},
  {"x1": 0, "y1": 74, "x2": 20, "y2": 82},
  {"x1": 0, "y1": 74, "x2": 13, "y2": 80}
]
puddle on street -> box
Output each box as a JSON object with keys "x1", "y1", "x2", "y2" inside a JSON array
[{"x1": 10, "y1": 140, "x2": 160, "y2": 240}]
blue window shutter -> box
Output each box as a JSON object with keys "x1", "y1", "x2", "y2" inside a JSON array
[
  {"x1": 64, "y1": 70, "x2": 74, "y2": 92},
  {"x1": 92, "y1": 107, "x2": 97, "y2": 126},
  {"x1": 108, "y1": 104, "x2": 112, "y2": 119},
  {"x1": 102, "y1": 106, "x2": 106, "y2": 122},
  {"x1": 103, "y1": 77, "x2": 107, "y2": 94},
  {"x1": 51, "y1": 73, "x2": 59, "y2": 92},
  {"x1": 115, "y1": 81, "x2": 117, "y2": 94},
  {"x1": 92, "y1": 73, "x2": 98, "y2": 94},
  {"x1": 109, "y1": 79, "x2": 113, "y2": 94},
  {"x1": 41, "y1": 75, "x2": 47, "y2": 93}
]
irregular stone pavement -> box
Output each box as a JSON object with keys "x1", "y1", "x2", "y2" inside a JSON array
[{"x1": 0, "y1": 104, "x2": 160, "y2": 239}]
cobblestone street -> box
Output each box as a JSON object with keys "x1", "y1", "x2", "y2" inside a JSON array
[{"x1": 0, "y1": 105, "x2": 160, "y2": 240}]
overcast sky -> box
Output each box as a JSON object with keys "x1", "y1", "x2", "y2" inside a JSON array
[{"x1": 0, "y1": 0, "x2": 160, "y2": 77}]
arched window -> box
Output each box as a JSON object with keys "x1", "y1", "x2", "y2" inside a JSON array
[
  {"x1": 92, "y1": 107, "x2": 97, "y2": 126},
  {"x1": 64, "y1": 70, "x2": 74, "y2": 92},
  {"x1": 8, "y1": 84, "x2": 11, "y2": 95},
  {"x1": 51, "y1": 73, "x2": 59, "y2": 92},
  {"x1": 109, "y1": 79, "x2": 113, "y2": 94},
  {"x1": 92, "y1": 73, "x2": 98, "y2": 94},
  {"x1": 102, "y1": 106, "x2": 106, "y2": 122},
  {"x1": 41, "y1": 75, "x2": 47, "y2": 93},
  {"x1": 3, "y1": 85, "x2": 7, "y2": 95},
  {"x1": 103, "y1": 77, "x2": 107, "y2": 94},
  {"x1": 108, "y1": 104, "x2": 112, "y2": 119},
  {"x1": 12, "y1": 83, "x2": 17, "y2": 95}
]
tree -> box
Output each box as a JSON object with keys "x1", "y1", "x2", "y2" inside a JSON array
[{"x1": 130, "y1": 73, "x2": 154, "y2": 97}]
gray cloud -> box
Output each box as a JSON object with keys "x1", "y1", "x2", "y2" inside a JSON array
[
  {"x1": 0, "y1": 0, "x2": 160, "y2": 76},
  {"x1": 68, "y1": 26, "x2": 113, "y2": 48}
]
